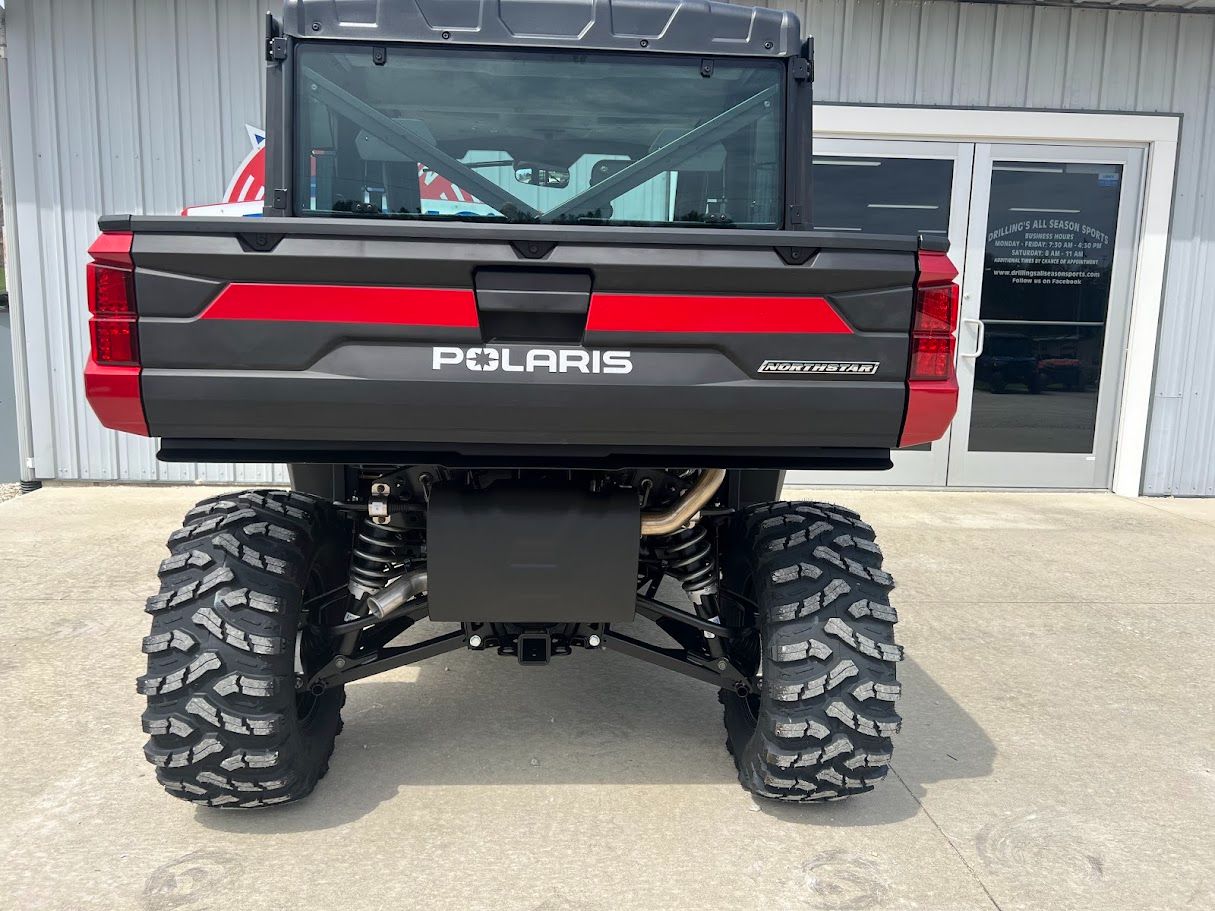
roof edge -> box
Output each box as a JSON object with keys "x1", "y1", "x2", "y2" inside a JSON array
[{"x1": 281, "y1": 0, "x2": 803, "y2": 57}]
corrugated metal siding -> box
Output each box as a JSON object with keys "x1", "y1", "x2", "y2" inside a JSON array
[
  {"x1": 3, "y1": 0, "x2": 1213, "y2": 492},
  {"x1": 3, "y1": 0, "x2": 285, "y2": 483},
  {"x1": 768, "y1": 0, "x2": 1215, "y2": 494}
]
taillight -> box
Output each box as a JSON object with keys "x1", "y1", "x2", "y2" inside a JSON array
[
  {"x1": 90, "y1": 315, "x2": 139, "y2": 365},
  {"x1": 909, "y1": 333, "x2": 953, "y2": 380},
  {"x1": 899, "y1": 250, "x2": 961, "y2": 447},
  {"x1": 84, "y1": 231, "x2": 148, "y2": 435},
  {"x1": 913, "y1": 284, "x2": 958, "y2": 335},
  {"x1": 909, "y1": 257, "x2": 959, "y2": 381},
  {"x1": 87, "y1": 263, "x2": 139, "y2": 365},
  {"x1": 89, "y1": 264, "x2": 135, "y2": 315}
]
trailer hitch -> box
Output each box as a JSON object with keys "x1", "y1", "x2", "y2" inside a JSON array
[
  {"x1": 311, "y1": 593, "x2": 753, "y2": 695},
  {"x1": 308, "y1": 624, "x2": 752, "y2": 695}
]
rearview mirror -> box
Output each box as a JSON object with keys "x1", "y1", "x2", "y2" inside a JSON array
[{"x1": 514, "y1": 163, "x2": 570, "y2": 189}]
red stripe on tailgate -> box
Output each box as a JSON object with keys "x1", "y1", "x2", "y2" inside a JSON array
[
  {"x1": 201, "y1": 284, "x2": 479, "y2": 327},
  {"x1": 586, "y1": 293, "x2": 851, "y2": 334}
]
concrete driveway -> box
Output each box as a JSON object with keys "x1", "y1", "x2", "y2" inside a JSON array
[{"x1": 1, "y1": 485, "x2": 1212, "y2": 911}]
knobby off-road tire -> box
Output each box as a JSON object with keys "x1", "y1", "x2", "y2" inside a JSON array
[
  {"x1": 139, "y1": 490, "x2": 350, "y2": 807},
  {"x1": 720, "y1": 501, "x2": 902, "y2": 801}
]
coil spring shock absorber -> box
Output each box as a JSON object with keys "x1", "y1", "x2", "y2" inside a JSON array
[
  {"x1": 348, "y1": 519, "x2": 410, "y2": 597},
  {"x1": 654, "y1": 524, "x2": 718, "y2": 603}
]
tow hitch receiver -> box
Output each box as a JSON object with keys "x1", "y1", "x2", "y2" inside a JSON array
[{"x1": 516, "y1": 631, "x2": 552, "y2": 665}]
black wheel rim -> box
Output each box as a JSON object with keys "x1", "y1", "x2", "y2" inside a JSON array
[{"x1": 726, "y1": 576, "x2": 763, "y2": 724}]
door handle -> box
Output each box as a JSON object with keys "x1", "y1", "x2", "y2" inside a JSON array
[{"x1": 960, "y1": 318, "x2": 985, "y2": 359}]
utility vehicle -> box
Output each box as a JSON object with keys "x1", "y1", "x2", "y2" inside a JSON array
[{"x1": 86, "y1": 0, "x2": 960, "y2": 807}]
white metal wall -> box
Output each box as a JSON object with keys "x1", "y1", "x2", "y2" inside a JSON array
[
  {"x1": 769, "y1": 0, "x2": 1215, "y2": 496},
  {"x1": 3, "y1": 0, "x2": 285, "y2": 483},
  {"x1": 3, "y1": 0, "x2": 1213, "y2": 493}
]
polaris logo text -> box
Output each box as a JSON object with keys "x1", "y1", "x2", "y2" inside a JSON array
[
  {"x1": 432, "y1": 346, "x2": 633, "y2": 374},
  {"x1": 758, "y1": 360, "x2": 880, "y2": 375}
]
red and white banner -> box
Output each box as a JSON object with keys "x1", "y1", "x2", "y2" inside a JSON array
[{"x1": 184, "y1": 125, "x2": 499, "y2": 218}]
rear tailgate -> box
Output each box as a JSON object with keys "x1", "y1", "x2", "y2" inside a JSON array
[{"x1": 91, "y1": 216, "x2": 926, "y2": 466}]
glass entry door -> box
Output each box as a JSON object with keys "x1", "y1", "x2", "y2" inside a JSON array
[
  {"x1": 947, "y1": 145, "x2": 1144, "y2": 488},
  {"x1": 790, "y1": 139, "x2": 974, "y2": 488}
]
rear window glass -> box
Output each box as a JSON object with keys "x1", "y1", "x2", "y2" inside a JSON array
[{"x1": 295, "y1": 44, "x2": 784, "y2": 228}]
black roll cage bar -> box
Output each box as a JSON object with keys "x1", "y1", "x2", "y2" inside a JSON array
[
  {"x1": 540, "y1": 84, "x2": 780, "y2": 224},
  {"x1": 303, "y1": 64, "x2": 541, "y2": 218}
]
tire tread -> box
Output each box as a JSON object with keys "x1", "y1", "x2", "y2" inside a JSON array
[
  {"x1": 723, "y1": 500, "x2": 901, "y2": 802},
  {"x1": 141, "y1": 488, "x2": 346, "y2": 808}
]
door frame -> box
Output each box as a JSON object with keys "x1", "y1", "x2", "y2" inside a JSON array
[
  {"x1": 812, "y1": 106, "x2": 1180, "y2": 497},
  {"x1": 949, "y1": 144, "x2": 1145, "y2": 489},
  {"x1": 799, "y1": 137, "x2": 974, "y2": 489}
]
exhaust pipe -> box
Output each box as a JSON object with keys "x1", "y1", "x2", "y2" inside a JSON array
[
  {"x1": 640, "y1": 469, "x2": 727, "y2": 536},
  {"x1": 365, "y1": 570, "x2": 428, "y2": 620}
]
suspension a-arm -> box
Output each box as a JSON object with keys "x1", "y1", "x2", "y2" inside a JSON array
[{"x1": 313, "y1": 595, "x2": 752, "y2": 695}]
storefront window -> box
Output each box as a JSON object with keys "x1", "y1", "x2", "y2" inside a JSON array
[
  {"x1": 968, "y1": 162, "x2": 1123, "y2": 453},
  {"x1": 812, "y1": 156, "x2": 952, "y2": 236}
]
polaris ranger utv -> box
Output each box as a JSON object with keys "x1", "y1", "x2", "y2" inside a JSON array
[{"x1": 86, "y1": 0, "x2": 960, "y2": 807}]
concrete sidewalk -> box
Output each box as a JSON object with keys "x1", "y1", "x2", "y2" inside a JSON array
[{"x1": 0, "y1": 485, "x2": 1212, "y2": 911}]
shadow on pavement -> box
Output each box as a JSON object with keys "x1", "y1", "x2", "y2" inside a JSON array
[
  {"x1": 751, "y1": 656, "x2": 996, "y2": 826},
  {"x1": 197, "y1": 630, "x2": 994, "y2": 834}
]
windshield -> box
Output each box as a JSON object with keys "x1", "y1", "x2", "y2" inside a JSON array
[{"x1": 295, "y1": 45, "x2": 784, "y2": 228}]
